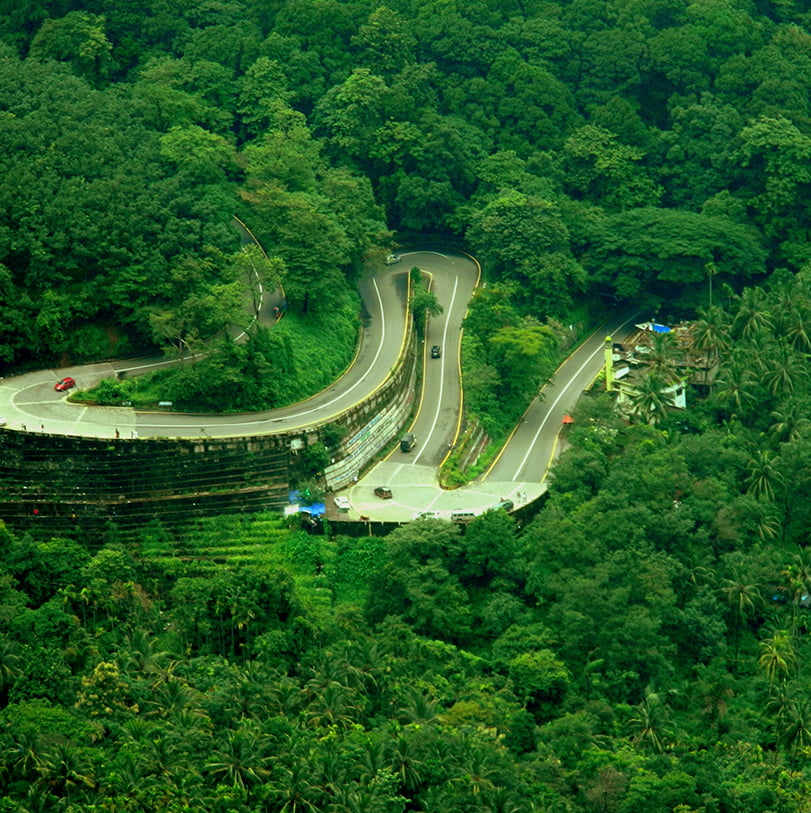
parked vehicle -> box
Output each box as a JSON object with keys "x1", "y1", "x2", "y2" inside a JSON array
[
  {"x1": 450, "y1": 510, "x2": 477, "y2": 523},
  {"x1": 374, "y1": 486, "x2": 393, "y2": 499}
]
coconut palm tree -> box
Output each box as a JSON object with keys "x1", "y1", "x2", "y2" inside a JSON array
[
  {"x1": 485, "y1": 787, "x2": 529, "y2": 813},
  {"x1": 266, "y1": 758, "x2": 322, "y2": 813},
  {"x1": 630, "y1": 371, "x2": 676, "y2": 425},
  {"x1": 780, "y1": 554, "x2": 811, "y2": 641},
  {"x1": 745, "y1": 450, "x2": 783, "y2": 502},
  {"x1": 768, "y1": 398, "x2": 811, "y2": 445},
  {"x1": 758, "y1": 628, "x2": 797, "y2": 685},
  {"x1": 719, "y1": 571, "x2": 763, "y2": 668},
  {"x1": 3, "y1": 728, "x2": 46, "y2": 784},
  {"x1": 118, "y1": 628, "x2": 171, "y2": 679},
  {"x1": 766, "y1": 683, "x2": 811, "y2": 762},
  {"x1": 387, "y1": 733, "x2": 424, "y2": 793},
  {"x1": 646, "y1": 330, "x2": 682, "y2": 383},
  {"x1": 0, "y1": 633, "x2": 21, "y2": 699},
  {"x1": 712, "y1": 359, "x2": 758, "y2": 421},
  {"x1": 730, "y1": 286, "x2": 774, "y2": 340},
  {"x1": 693, "y1": 662, "x2": 734, "y2": 734},
  {"x1": 778, "y1": 696, "x2": 811, "y2": 761},
  {"x1": 35, "y1": 742, "x2": 96, "y2": 801},
  {"x1": 628, "y1": 690, "x2": 671, "y2": 753},
  {"x1": 397, "y1": 687, "x2": 441, "y2": 726},
  {"x1": 326, "y1": 782, "x2": 377, "y2": 813},
  {"x1": 451, "y1": 744, "x2": 500, "y2": 796},
  {"x1": 204, "y1": 725, "x2": 271, "y2": 793},
  {"x1": 692, "y1": 305, "x2": 732, "y2": 388},
  {"x1": 761, "y1": 342, "x2": 806, "y2": 399},
  {"x1": 148, "y1": 675, "x2": 206, "y2": 720},
  {"x1": 303, "y1": 681, "x2": 360, "y2": 730},
  {"x1": 770, "y1": 268, "x2": 811, "y2": 352}
]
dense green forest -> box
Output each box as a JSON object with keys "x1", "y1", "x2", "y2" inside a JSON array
[
  {"x1": 2, "y1": 0, "x2": 810, "y2": 372},
  {"x1": 3, "y1": 0, "x2": 811, "y2": 810}
]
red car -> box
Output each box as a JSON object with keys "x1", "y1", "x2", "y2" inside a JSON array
[{"x1": 55, "y1": 377, "x2": 76, "y2": 392}]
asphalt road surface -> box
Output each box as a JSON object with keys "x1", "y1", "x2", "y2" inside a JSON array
[{"x1": 0, "y1": 249, "x2": 635, "y2": 521}]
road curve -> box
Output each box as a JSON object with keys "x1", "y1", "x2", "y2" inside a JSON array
[
  {"x1": 0, "y1": 250, "x2": 632, "y2": 521},
  {"x1": 349, "y1": 308, "x2": 638, "y2": 522},
  {"x1": 0, "y1": 262, "x2": 411, "y2": 439}
]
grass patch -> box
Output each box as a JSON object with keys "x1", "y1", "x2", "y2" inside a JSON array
[
  {"x1": 80, "y1": 295, "x2": 361, "y2": 412},
  {"x1": 134, "y1": 512, "x2": 384, "y2": 612}
]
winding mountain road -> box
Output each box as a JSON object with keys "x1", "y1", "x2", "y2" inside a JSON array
[{"x1": 0, "y1": 249, "x2": 635, "y2": 521}]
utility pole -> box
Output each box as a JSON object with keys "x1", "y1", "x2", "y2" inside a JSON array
[{"x1": 604, "y1": 335, "x2": 614, "y2": 392}]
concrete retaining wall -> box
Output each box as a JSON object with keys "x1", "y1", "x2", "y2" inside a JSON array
[{"x1": 0, "y1": 322, "x2": 418, "y2": 542}]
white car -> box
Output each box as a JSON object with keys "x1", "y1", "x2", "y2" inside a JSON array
[
  {"x1": 413, "y1": 510, "x2": 441, "y2": 520},
  {"x1": 334, "y1": 496, "x2": 350, "y2": 510},
  {"x1": 385, "y1": 254, "x2": 401, "y2": 265}
]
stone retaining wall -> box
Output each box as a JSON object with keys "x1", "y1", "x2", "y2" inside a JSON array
[{"x1": 0, "y1": 322, "x2": 418, "y2": 541}]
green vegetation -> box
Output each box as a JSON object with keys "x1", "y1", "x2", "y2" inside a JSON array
[
  {"x1": 409, "y1": 266, "x2": 443, "y2": 338},
  {"x1": 4, "y1": 284, "x2": 811, "y2": 808},
  {"x1": 460, "y1": 283, "x2": 566, "y2": 439},
  {"x1": 82, "y1": 297, "x2": 360, "y2": 411},
  {"x1": 3, "y1": 0, "x2": 811, "y2": 808}
]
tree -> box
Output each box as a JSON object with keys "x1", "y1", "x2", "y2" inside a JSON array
[
  {"x1": 410, "y1": 270, "x2": 443, "y2": 337},
  {"x1": 159, "y1": 124, "x2": 238, "y2": 185},
  {"x1": 0, "y1": 633, "x2": 21, "y2": 704},
  {"x1": 352, "y1": 6, "x2": 416, "y2": 76},
  {"x1": 587, "y1": 208, "x2": 765, "y2": 310},
  {"x1": 29, "y1": 11, "x2": 112, "y2": 84},
  {"x1": 559, "y1": 124, "x2": 661, "y2": 210},
  {"x1": 758, "y1": 629, "x2": 796, "y2": 686},
  {"x1": 719, "y1": 570, "x2": 763, "y2": 668},
  {"x1": 772, "y1": 690, "x2": 811, "y2": 761},
  {"x1": 760, "y1": 342, "x2": 806, "y2": 399},
  {"x1": 204, "y1": 723, "x2": 271, "y2": 793},
  {"x1": 745, "y1": 450, "x2": 783, "y2": 502},
  {"x1": 265, "y1": 757, "x2": 322, "y2": 813},
  {"x1": 508, "y1": 649, "x2": 570, "y2": 720},
  {"x1": 629, "y1": 372, "x2": 676, "y2": 425},
  {"x1": 729, "y1": 286, "x2": 774, "y2": 341},
  {"x1": 691, "y1": 305, "x2": 732, "y2": 388},
  {"x1": 314, "y1": 68, "x2": 392, "y2": 161},
  {"x1": 467, "y1": 190, "x2": 581, "y2": 317},
  {"x1": 35, "y1": 742, "x2": 96, "y2": 801},
  {"x1": 628, "y1": 690, "x2": 672, "y2": 754},
  {"x1": 733, "y1": 115, "x2": 811, "y2": 262},
  {"x1": 366, "y1": 523, "x2": 472, "y2": 642},
  {"x1": 488, "y1": 320, "x2": 559, "y2": 404},
  {"x1": 240, "y1": 183, "x2": 352, "y2": 313},
  {"x1": 712, "y1": 357, "x2": 759, "y2": 422}
]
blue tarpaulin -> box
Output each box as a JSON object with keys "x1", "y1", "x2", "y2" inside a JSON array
[{"x1": 289, "y1": 491, "x2": 325, "y2": 516}]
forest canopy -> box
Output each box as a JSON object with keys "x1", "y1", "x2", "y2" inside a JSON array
[
  {"x1": 2, "y1": 1, "x2": 811, "y2": 811},
  {"x1": 1, "y1": 0, "x2": 810, "y2": 367}
]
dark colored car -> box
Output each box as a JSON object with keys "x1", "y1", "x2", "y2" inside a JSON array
[
  {"x1": 431, "y1": 345, "x2": 441, "y2": 358},
  {"x1": 55, "y1": 377, "x2": 76, "y2": 392},
  {"x1": 400, "y1": 432, "x2": 416, "y2": 452},
  {"x1": 374, "y1": 486, "x2": 393, "y2": 499}
]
